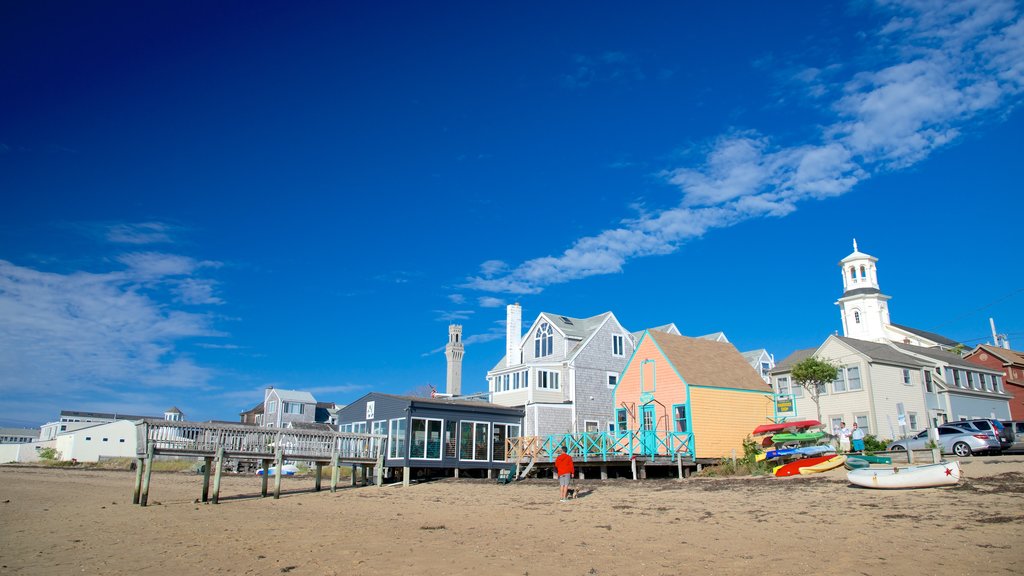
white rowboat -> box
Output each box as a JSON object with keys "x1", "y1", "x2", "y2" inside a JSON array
[{"x1": 847, "y1": 460, "x2": 961, "y2": 489}]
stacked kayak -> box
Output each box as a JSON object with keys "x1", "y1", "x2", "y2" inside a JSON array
[
  {"x1": 773, "y1": 456, "x2": 836, "y2": 477},
  {"x1": 752, "y1": 420, "x2": 837, "y2": 473},
  {"x1": 844, "y1": 454, "x2": 892, "y2": 470},
  {"x1": 798, "y1": 455, "x2": 846, "y2": 475},
  {"x1": 847, "y1": 461, "x2": 961, "y2": 489}
]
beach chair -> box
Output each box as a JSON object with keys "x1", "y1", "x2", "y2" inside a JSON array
[{"x1": 497, "y1": 466, "x2": 518, "y2": 484}]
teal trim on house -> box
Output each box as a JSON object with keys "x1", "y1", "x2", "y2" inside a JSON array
[
  {"x1": 670, "y1": 402, "x2": 689, "y2": 433},
  {"x1": 640, "y1": 359, "x2": 657, "y2": 394},
  {"x1": 688, "y1": 384, "x2": 774, "y2": 395}
]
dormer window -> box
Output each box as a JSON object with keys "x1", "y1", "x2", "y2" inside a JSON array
[
  {"x1": 612, "y1": 335, "x2": 624, "y2": 357},
  {"x1": 535, "y1": 322, "x2": 553, "y2": 357}
]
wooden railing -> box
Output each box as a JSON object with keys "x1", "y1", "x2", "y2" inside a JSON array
[
  {"x1": 506, "y1": 430, "x2": 694, "y2": 463},
  {"x1": 137, "y1": 419, "x2": 385, "y2": 461}
]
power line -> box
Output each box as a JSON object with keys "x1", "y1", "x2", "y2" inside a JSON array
[{"x1": 928, "y1": 287, "x2": 1024, "y2": 331}]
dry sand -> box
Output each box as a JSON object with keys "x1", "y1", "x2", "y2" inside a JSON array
[{"x1": 1, "y1": 457, "x2": 1022, "y2": 575}]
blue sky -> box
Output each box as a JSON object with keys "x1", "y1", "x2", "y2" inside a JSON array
[{"x1": 2, "y1": 0, "x2": 1022, "y2": 427}]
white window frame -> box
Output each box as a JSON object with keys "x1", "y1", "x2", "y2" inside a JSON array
[
  {"x1": 284, "y1": 402, "x2": 303, "y2": 414},
  {"x1": 612, "y1": 334, "x2": 625, "y2": 357},
  {"x1": 902, "y1": 369, "x2": 912, "y2": 386},
  {"x1": 607, "y1": 371, "x2": 618, "y2": 389},
  {"x1": 267, "y1": 400, "x2": 277, "y2": 414},
  {"x1": 459, "y1": 420, "x2": 490, "y2": 462},
  {"x1": 853, "y1": 413, "x2": 870, "y2": 434},
  {"x1": 537, "y1": 370, "x2": 560, "y2": 390},
  {"x1": 846, "y1": 366, "x2": 862, "y2": 391},
  {"x1": 409, "y1": 417, "x2": 444, "y2": 461},
  {"x1": 832, "y1": 370, "x2": 847, "y2": 393},
  {"x1": 584, "y1": 420, "x2": 600, "y2": 433},
  {"x1": 388, "y1": 418, "x2": 407, "y2": 460}
]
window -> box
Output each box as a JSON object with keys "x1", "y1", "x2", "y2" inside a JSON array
[
  {"x1": 983, "y1": 374, "x2": 993, "y2": 392},
  {"x1": 607, "y1": 372, "x2": 618, "y2": 388},
  {"x1": 267, "y1": 401, "x2": 277, "y2": 414},
  {"x1": 847, "y1": 367, "x2": 861, "y2": 391},
  {"x1": 616, "y1": 409, "x2": 628, "y2": 433},
  {"x1": 352, "y1": 421, "x2": 367, "y2": 434},
  {"x1": 832, "y1": 371, "x2": 847, "y2": 393},
  {"x1": 776, "y1": 376, "x2": 791, "y2": 395},
  {"x1": 815, "y1": 381, "x2": 828, "y2": 396},
  {"x1": 760, "y1": 362, "x2": 770, "y2": 377},
  {"x1": 503, "y1": 374, "x2": 509, "y2": 391},
  {"x1": 460, "y1": 421, "x2": 489, "y2": 461},
  {"x1": 584, "y1": 420, "x2": 599, "y2": 433},
  {"x1": 924, "y1": 370, "x2": 934, "y2": 393},
  {"x1": 854, "y1": 414, "x2": 869, "y2": 433},
  {"x1": 102, "y1": 437, "x2": 108, "y2": 442},
  {"x1": 673, "y1": 405, "x2": 688, "y2": 433},
  {"x1": 119, "y1": 439, "x2": 125, "y2": 443},
  {"x1": 512, "y1": 372, "x2": 520, "y2": 390},
  {"x1": 908, "y1": 413, "x2": 918, "y2": 430},
  {"x1": 829, "y1": 416, "x2": 843, "y2": 434},
  {"x1": 85, "y1": 436, "x2": 92, "y2": 441},
  {"x1": 537, "y1": 370, "x2": 560, "y2": 390},
  {"x1": 967, "y1": 372, "x2": 978, "y2": 390},
  {"x1": 339, "y1": 423, "x2": 352, "y2": 433},
  {"x1": 410, "y1": 418, "x2": 442, "y2": 460},
  {"x1": 853, "y1": 310, "x2": 861, "y2": 324},
  {"x1": 849, "y1": 266, "x2": 856, "y2": 279},
  {"x1": 491, "y1": 423, "x2": 519, "y2": 461},
  {"x1": 388, "y1": 418, "x2": 407, "y2": 459},
  {"x1": 523, "y1": 371, "x2": 529, "y2": 388},
  {"x1": 902, "y1": 369, "x2": 911, "y2": 385},
  {"x1": 996, "y1": 375, "x2": 1004, "y2": 393},
  {"x1": 859, "y1": 265, "x2": 866, "y2": 278},
  {"x1": 612, "y1": 335, "x2": 624, "y2": 357},
  {"x1": 535, "y1": 322, "x2": 553, "y2": 358},
  {"x1": 284, "y1": 402, "x2": 303, "y2": 414},
  {"x1": 950, "y1": 368, "x2": 961, "y2": 388}
]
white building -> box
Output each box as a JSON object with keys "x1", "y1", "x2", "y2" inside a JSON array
[{"x1": 53, "y1": 420, "x2": 140, "y2": 462}]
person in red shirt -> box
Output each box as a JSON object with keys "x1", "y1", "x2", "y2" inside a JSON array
[{"x1": 554, "y1": 447, "x2": 575, "y2": 501}]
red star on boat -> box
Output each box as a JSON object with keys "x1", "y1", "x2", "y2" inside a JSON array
[{"x1": 944, "y1": 467, "x2": 953, "y2": 476}]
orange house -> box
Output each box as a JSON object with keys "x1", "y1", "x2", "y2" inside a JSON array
[{"x1": 614, "y1": 330, "x2": 774, "y2": 459}]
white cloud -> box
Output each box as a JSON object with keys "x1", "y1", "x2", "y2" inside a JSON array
[
  {"x1": 0, "y1": 252, "x2": 228, "y2": 425},
  {"x1": 176, "y1": 278, "x2": 223, "y2": 305},
  {"x1": 465, "y1": 0, "x2": 1023, "y2": 295},
  {"x1": 106, "y1": 222, "x2": 175, "y2": 244},
  {"x1": 478, "y1": 296, "x2": 505, "y2": 308},
  {"x1": 447, "y1": 293, "x2": 466, "y2": 304},
  {"x1": 435, "y1": 310, "x2": 474, "y2": 322}
]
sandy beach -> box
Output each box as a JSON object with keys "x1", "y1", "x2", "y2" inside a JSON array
[{"x1": 1, "y1": 457, "x2": 1022, "y2": 575}]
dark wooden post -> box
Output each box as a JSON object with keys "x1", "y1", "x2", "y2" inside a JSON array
[
  {"x1": 211, "y1": 447, "x2": 225, "y2": 504},
  {"x1": 350, "y1": 464, "x2": 357, "y2": 487},
  {"x1": 201, "y1": 456, "x2": 213, "y2": 502},
  {"x1": 140, "y1": 443, "x2": 155, "y2": 507},
  {"x1": 261, "y1": 458, "x2": 271, "y2": 497},
  {"x1": 314, "y1": 462, "x2": 323, "y2": 492}
]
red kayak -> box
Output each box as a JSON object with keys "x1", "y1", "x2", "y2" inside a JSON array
[
  {"x1": 752, "y1": 419, "x2": 821, "y2": 436},
  {"x1": 773, "y1": 455, "x2": 834, "y2": 477}
]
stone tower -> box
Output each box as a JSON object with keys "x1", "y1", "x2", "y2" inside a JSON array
[
  {"x1": 445, "y1": 324, "x2": 464, "y2": 396},
  {"x1": 835, "y1": 239, "x2": 891, "y2": 341}
]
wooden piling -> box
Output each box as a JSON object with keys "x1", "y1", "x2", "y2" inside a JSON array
[
  {"x1": 132, "y1": 457, "x2": 144, "y2": 504},
  {"x1": 600, "y1": 465, "x2": 608, "y2": 480},
  {"x1": 402, "y1": 466, "x2": 410, "y2": 487},
  {"x1": 315, "y1": 463, "x2": 323, "y2": 492},
  {"x1": 212, "y1": 447, "x2": 225, "y2": 504},
  {"x1": 630, "y1": 458, "x2": 637, "y2": 481},
  {"x1": 330, "y1": 452, "x2": 339, "y2": 493},
  {"x1": 260, "y1": 458, "x2": 271, "y2": 497},
  {"x1": 139, "y1": 443, "x2": 155, "y2": 507},
  {"x1": 350, "y1": 464, "x2": 357, "y2": 487},
  {"x1": 273, "y1": 449, "x2": 283, "y2": 500},
  {"x1": 202, "y1": 456, "x2": 213, "y2": 502},
  {"x1": 677, "y1": 457, "x2": 683, "y2": 480}
]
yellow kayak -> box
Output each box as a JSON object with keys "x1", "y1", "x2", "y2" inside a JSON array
[{"x1": 797, "y1": 455, "x2": 846, "y2": 474}]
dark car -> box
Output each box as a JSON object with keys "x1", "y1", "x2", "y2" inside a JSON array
[{"x1": 951, "y1": 419, "x2": 1010, "y2": 452}]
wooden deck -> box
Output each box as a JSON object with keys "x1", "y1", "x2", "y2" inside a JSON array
[{"x1": 132, "y1": 419, "x2": 385, "y2": 506}]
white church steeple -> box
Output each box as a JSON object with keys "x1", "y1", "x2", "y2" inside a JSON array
[{"x1": 835, "y1": 240, "x2": 891, "y2": 341}]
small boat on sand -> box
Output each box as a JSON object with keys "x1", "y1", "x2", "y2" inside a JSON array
[
  {"x1": 752, "y1": 420, "x2": 821, "y2": 436},
  {"x1": 847, "y1": 461, "x2": 961, "y2": 489},
  {"x1": 798, "y1": 455, "x2": 846, "y2": 474},
  {"x1": 773, "y1": 455, "x2": 835, "y2": 477}
]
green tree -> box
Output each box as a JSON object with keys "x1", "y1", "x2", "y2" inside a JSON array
[{"x1": 790, "y1": 356, "x2": 839, "y2": 425}]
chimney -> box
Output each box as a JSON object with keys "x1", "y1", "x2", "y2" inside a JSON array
[{"x1": 506, "y1": 303, "x2": 522, "y2": 367}]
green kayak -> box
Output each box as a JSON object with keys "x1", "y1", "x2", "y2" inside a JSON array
[
  {"x1": 844, "y1": 456, "x2": 870, "y2": 470},
  {"x1": 851, "y1": 454, "x2": 891, "y2": 464},
  {"x1": 770, "y1": 431, "x2": 825, "y2": 443}
]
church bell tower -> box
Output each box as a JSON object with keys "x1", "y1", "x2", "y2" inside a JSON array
[
  {"x1": 835, "y1": 239, "x2": 891, "y2": 341},
  {"x1": 445, "y1": 324, "x2": 464, "y2": 396}
]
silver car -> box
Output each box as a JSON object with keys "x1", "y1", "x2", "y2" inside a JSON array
[{"x1": 887, "y1": 425, "x2": 1001, "y2": 457}]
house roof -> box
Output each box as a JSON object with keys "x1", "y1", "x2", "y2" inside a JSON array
[
  {"x1": 630, "y1": 323, "x2": 681, "y2": 341},
  {"x1": 164, "y1": 406, "x2": 183, "y2": 414},
  {"x1": 771, "y1": 347, "x2": 818, "y2": 373},
  {"x1": 889, "y1": 323, "x2": 960, "y2": 348},
  {"x1": 834, "y1": 336, "x2": 929, "y2": 367},
  {"x1": 741, "y1": 349, "x2": 769, "y2": 363},
  {"x1": 839, "y1": 286, "x2": 882, "y2": 298},
  {"x1": 0, "y1": 427, "x2": 39, "y2": 437},
  {"x1": 645, "y1": 331, "x2": 771, "y2": 392},
  {"x1": 240, "y1": 401, "x2": 264, "y2": 416},
  {"x1": 697, "y1": 331, "x2": 729, "y2": 342},
  {"x1": 288, "y1": 421, "x2": 336, "y2": 431},
  {"x1": 893, "y1": 342, "x2": 1003, "y2": 372},
  {"x1": 968, "y1": 344, "x2": 1024, "y2": 367},
  {"x1": 270, "y1": 389, "x2": 317, "y2": 404},
  {"x1": 369, "y1": 393, "x2": 525, "y2": 414},
  {"x1": 491, "y1": 311, "x2": 615, "y2": 372},
  {"x1": 59, "y1": 410, "x2": 156, "y2": 421}
]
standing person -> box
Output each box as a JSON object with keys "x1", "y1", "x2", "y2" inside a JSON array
[
  {"x1": 554, "y1": 447, "x2": 575, "y2": 502},
  {"x1": 851, "y1": 422, "x2": 866, "y2": 453},
  {"x1": 839, "y1": 421, "x2": 852, "y2": 453}
]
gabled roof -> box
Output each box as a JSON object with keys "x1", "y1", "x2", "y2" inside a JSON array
[
  {"x1": 741, "y1": 349, "x2": 770, "y2": 362},
  {"x1": 288, "y1": 421, "x2": 336, "y2": 431},
  {"x1": 893, "y1": 342, "x2": 1003, "y2": 372},
  {"x1": 630, "y1": 323, "x2": 680, "y2": 341},
  {"x1": 889, "y1": 323, "x2": 960, "y2": 348},
  {"x1": 164, "y1": 406, "x2": 183, "y2": 414},
  {"x1": 59, "y1": 409, "x2": 156, "y2": 421},
  {"x1": 538, "y1": 311, "x2": 611, "y2": 341},
  {"x1": 697, "y1": 331, "x2": 729, "y2": 343},
  {"x1": 771, "y1": 347, "x2": 817, "y2": 374},
  {"x1": 240, "y1": 401, "x2": 264, "y2": 416},
  {"x1": 269, "y1": 389, "x2": 317, "y2": 404},
  {"x1": 833, "y1": 337, "x2": 929, "y2": 367},
  {"x1": 356, "y1": 392, "x2": 524, "y2": 414},
  {"x1": 968, "y1": 344, "x2": 1024, "y2": 366},
  {"x1": 645, "y1": 331, "x2": 770, "y2": 392}
]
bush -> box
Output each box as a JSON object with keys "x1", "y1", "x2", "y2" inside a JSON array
[
  {"x1": 698, "y1": 436, "x2": 772, "y2": 477},
  {"x1": 862, "y1": 434, "x2": 890, "y2": 453},
  {"x1": 37, "y1": 447, "x2": 59, "y2": 461}
]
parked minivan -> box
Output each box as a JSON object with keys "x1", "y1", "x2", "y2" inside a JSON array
[
  {"x1": 953, "y1": 419, "x2": 1011, "y2": 452},
  {"x1": 1000, "y1": 420, "x2": 1024, "y2": 452}
]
